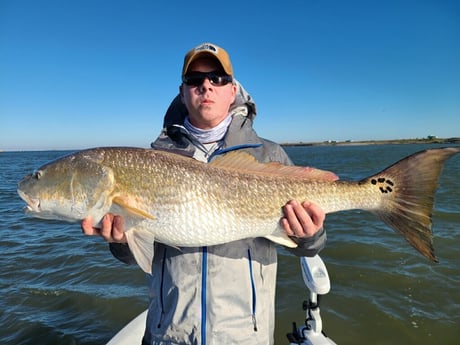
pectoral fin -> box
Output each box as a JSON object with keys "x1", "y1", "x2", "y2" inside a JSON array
[
  {"x1": 265, "y1": 232, "x2": 298, "y2": 248},
  {"x1": 113, "y1": 196, "x2": 156, "y2": 220},
  {"x1": 124, "y1": 227, "x2": 156, "y2": 274}
]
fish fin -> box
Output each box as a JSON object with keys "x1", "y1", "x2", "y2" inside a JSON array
[
  {"x1": 368, "y1": 147, "x2": 460, "y2": 263},
  {"x1": 113, "y1": 196, "x2": 156, "y2": 220},
  {"x1": 211, "y1": 151, "x2": 338, "y2": 181},
  {"x1": 124, "y1": 228, "x2": 156, "y2": 274},
  {"x1": 265, "y1": 232, "x2": 298, "y2": 248}
]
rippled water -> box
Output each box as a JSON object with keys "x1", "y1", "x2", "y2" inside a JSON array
[{"x1": 1, "y1": 144, "x2": 459, "y2": 344}]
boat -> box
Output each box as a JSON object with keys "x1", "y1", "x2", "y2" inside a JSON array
[{"x1": 106, "y1": 310, "x2": 147, "y2": 345}]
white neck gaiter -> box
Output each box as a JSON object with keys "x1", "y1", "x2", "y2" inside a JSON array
[{"x1": 184, "y1": 115, "x2": 232, "y2": 144}]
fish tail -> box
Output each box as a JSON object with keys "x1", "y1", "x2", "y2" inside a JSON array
[{"x1": 364, "y1": 147, "x2": 460, "y2": 262}]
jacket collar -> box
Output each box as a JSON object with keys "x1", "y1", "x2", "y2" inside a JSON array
[{"x1": 151, "y1": 114, "x2": 263, "y2": 160}]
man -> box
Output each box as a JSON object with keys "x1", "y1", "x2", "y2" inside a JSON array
[{"x1": 82, "y1": 42, "x2": 327, "y2": 345}]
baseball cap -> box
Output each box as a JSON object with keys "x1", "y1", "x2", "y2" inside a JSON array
[{"x1": 182, "y1": 43, "x2": 233, "y2": 77}]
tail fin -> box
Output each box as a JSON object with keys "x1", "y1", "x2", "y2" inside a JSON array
[{"x1": 364, "y1": 147, "x2": 460, "y2": 262}]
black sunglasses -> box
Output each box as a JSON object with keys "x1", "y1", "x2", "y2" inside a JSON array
[{"x1": 182, "y1": 71, "x2": 233, "y2": 87}]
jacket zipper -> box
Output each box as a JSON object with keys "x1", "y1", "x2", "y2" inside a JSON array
[
  {"x1": 201, "y1": 246, "x2": 208, "y2": 345},
  {"x1": 247, "y1": 249, "x2": 258, "y2": 331},
  {"x1": 157, "y1": 248, "x2": 167, "y2": 328}
]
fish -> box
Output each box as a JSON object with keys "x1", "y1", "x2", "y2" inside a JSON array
[{"x1": 17, "y1": 146, "x2": 460, "y2": 274}]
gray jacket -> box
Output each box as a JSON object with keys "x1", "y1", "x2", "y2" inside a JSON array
[{"x1": 110, "y1": 85, "x2": 326, "y2": 345}]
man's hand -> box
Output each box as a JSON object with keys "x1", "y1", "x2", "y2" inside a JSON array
[
  {"x1": 81, "y1": 214, "x2": 127, "y2": 243},
  {"x1": 281, "y1": 200, "x2": 325, "y2": 238}
]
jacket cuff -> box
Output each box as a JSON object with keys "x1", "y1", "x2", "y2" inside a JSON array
[
  {"x1": 288, "y1": 227, "x2": 327, "y2": 257},
  {"x1": 109, "y1": 243, "x2": 137, "y2": 265}
]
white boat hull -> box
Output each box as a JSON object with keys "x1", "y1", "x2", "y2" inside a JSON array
[{"x1": 106, "y1": 310, "x2": 147, "y2": 345}]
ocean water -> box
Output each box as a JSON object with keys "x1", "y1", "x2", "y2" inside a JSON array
[{"x1": 1, "y1": 144, "x2": 459, "y2": 345}]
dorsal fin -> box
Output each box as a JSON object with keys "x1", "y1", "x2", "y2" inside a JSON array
[{"x1": 210, "y1": 151, "x2": 338, "y2": 181}]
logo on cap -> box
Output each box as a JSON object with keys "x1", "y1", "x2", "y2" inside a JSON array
[{"x1": 195, "y1": 43, "x2": 218, "y2": 54}]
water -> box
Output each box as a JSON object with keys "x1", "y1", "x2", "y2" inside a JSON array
[{"x1": 1, "y1": 144, "x2": 459, "y2": 345}]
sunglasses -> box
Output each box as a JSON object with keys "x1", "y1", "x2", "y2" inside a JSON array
[{"x1": 182, "y1": 71, "x2": 233, "y2": 87}]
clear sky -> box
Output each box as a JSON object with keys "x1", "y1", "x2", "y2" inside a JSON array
[{"x1": 1, "y1": 0, "x2": 459, "y2": 151}]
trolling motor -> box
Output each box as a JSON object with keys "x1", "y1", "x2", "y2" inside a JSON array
[{"x1": 287, "y1": 255, "x2": 337, "y2": 345}]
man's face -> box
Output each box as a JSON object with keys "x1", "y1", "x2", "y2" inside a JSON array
[{"x1": 180, "y1": 57, "x2": 236, "y2": 129}]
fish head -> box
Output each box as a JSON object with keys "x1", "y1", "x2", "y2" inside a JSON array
[{"x1": 17, "y1": 151, "x2": 115, "y2": 222}]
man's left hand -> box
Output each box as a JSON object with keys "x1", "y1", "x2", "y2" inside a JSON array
[{"x1": 281, "y1": 200, "x2": 325, "y2": 238}]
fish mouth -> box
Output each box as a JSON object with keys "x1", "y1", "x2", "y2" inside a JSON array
[{"x1": 17, "y1": 190, "x2": 41, "y2": 213}]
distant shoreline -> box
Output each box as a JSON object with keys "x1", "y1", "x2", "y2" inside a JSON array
[
  {"x1": 281, "y1": 137, "x2": 460, "y2": 147},
  {"x1": 2, "y1": 138, "x2": 459, "y2": 152}
]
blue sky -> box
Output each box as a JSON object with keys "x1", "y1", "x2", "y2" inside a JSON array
[{"x1": 1, "y1": 0, "x2": 459, "y2": 151}]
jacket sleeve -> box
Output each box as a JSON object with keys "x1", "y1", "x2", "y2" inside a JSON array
[
  {"x1": 109, "y1": 243, "x2": 137, "y2": 265},
  {"x1": 287, "y1": 227, "x2": 327, "y2": 257}
]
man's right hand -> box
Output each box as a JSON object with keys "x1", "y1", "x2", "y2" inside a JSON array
[{"x1": 81, "y1": 214, "x2": 127, "y2": 243}]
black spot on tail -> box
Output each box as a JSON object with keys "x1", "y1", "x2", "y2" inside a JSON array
[{"x1": 374, "y1": 177, "x2": 395, "y2": 194}]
